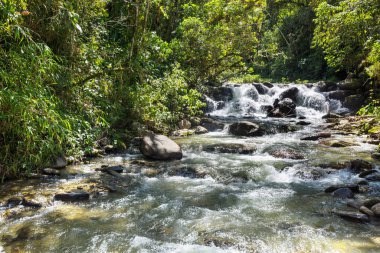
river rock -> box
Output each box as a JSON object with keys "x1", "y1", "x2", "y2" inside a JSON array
[
  {"x1": 359, "y1": 206, "x2": 374, "y2": 217},
  {"x1": 315, "y1": 81, "x2": 337, "y2": 92},
  {"x1": 350, "y1": 159, "x2": 373, "y2": 173},
  {"x1": 263, "y1": 82, "x2": 274, "y2": 88},
  {"x1": 328, "y1": 90, "x2": 356, "y2": 100},
  {"x1": 358, "y1": 170, "x2": 378, "y2": 178},
  {"x1": 268, "y1": 148, "x2": 304, "y2": 160},
  {"x1": 200, "y1": 118, "x2": 224, "y2": 131},
  {"x1": 203, "y1": 143, "x2": 257, "y2": 154},
  {"x1": 179, "y1": 119, "x2": 191, "y2": 129},
  {"x1": 364, "y1": 198, "x2": 380, "y2": 208},
  {"x1": 371, "y1": 153, "x2": 380, "y2": 160},
  {"x1": 171, "y1": 129, "x2": 195, "y2": 137},
  {"x1": 253, "y1": 83, "x2": 269, "y2": 94},
  {"x1": 140, "y1": 133, "x2": 183, "y2": 160},
  {"x1": 268, "y1": 98, "x2": 297, "y2": 118},
  {"x1": 371, "y1": 203, "x2": 380, "y2": 217},
  {"x1": 301, "y1": 132, "x2": 331, "y2": 141},
  {"x1": 322, "y1": 113, "x2": 343, "y2": 119},
  {"x1": 209, "y1": 87, "x2": 233, "y2": 101},
  {"x1": 42, "y1": 168, "x2": 61, "y2": 176},
  {"x1": 54, "y1": 191, "x2": 90, "y2": 202},
  {"x1": 319, "y1": 139, "x2": 359, "y2": 147},
  {"x1": 344, "y1": 95, "x2": 365, "y2": 110},
  {"x1": 296, "y1": 121, "x2": 311, "y2": 126},
  {"x1": 338, "y1": 77, "x2": 362, "y2": 90},
  {"x1": 195, "y1": 126, "x2": 208, "y2": 134},
  {"x1": 51, "y1": 156, "x2": 67, "y2": 169},
  {"x1": 279, "y1": 87, "x2": 299, "y2": 101},
  {"x1": 332, "y1": 188, "x2": 354, "y2": 198},
  {"x1": 332, "y1": 210, "x2": 369, "y2": 222},
  {"x1": 245, "y1": 87, "x2": 259, "y2": 100},
  {"x1": 168, "y1": 166, "x2": 206, "y2": 178},
  {"x1": 365, "y1": 172, "x2": 380, "y2": 182},
  {"x1": 3, "y1": 197, "x2": 42, "y2": 209},
  {"x1": 324, "y1": 184, "x2": 359, "y2": 193},
  {"x1": 229, "y1": 121, "x2": 264, "y2": 137}
]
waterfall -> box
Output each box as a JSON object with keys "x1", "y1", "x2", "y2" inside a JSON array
[{"x1": 208, "y1": 83, "x2": 347, "y2": 119}]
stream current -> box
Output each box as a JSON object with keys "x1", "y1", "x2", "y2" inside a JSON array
[{"x1": 1, "y1": 83, "x2": 380, "y2": 252}]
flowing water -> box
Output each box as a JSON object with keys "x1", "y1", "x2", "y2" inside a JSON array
[{"x1": 1, "y1": 83, "x2": 380, "y2": 253}]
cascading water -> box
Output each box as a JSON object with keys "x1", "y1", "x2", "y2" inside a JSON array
[
  {"x1": 0, "y1": 83, "x2": 379, "y2": 253},
  {"x1": 209, "y1": 83, "x2": 345, "y2": 119}
]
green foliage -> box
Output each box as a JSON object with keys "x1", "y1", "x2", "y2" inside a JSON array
[{"x1": 313, "y1": 0, "x2": 380, "y2": 74}]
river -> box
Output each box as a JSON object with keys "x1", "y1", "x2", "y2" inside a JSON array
[{"x1": 1, "y1": 83, "x2": 380, "y2": 252}]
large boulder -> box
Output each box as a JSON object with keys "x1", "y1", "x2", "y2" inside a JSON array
[
  {"x1": 279, "y1": 87, "x2": 299, "y2": 101},
  {"x1": 140, "y1": 133, "x2": 183, "y2": 160},
  {"x1": 229, "y1": 121, "x2": 264, "y2": 137}
]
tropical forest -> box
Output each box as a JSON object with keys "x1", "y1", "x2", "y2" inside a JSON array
[{"x1": 0, "y1": 0, "x2": 380, "y2": 252}]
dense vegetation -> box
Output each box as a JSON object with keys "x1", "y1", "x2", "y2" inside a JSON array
[{"x1": 0, "y1": 0, "x2": 379, "y2": 180}]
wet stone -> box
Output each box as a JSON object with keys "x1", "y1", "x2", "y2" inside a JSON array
[
  {"x1": 371, "y1": 153, "x2": 380, "y2": 160},
  {"x1": 332, "y1": 210, "x2": 369, "y2": 222},
  {"x1": 54, "y1": 191, "x2": 90, "y2": 202},
  {"x1": 301, "y1": 132, "x2": 331, "y2": 141},
  {"x1": 350, "y1": 159, "x2": 373, "y2": 173},
  {"x1": 359, "y1": 206, "x2": 374, "y2": 217},
  {"x1": 319, "y1": 139, "x2": 359, "y2": 147},
  {"x1": 42, "y1": 168, "x2": 61, "y2": 176},
  {"x1": 332, "y1": 188, "x2": 354, "y2": 199},
  {"x1": 363, "y1": 198, "x2": 380, "y2": 208},
  {"x1": 296, "y1": 121, "x2": 311, "y2": 126},
  {"x1": 365, "y1": 173, "x2": 380, "y2": 182},
  {"x1": 358, "y1": 170, "x2": 378, "y2": 178},
  {"x1": 203, "y1": 143, "x2": 257, "y2": 154},
  {"x1": 371, "y1": 203, "x2": 380, "y2": 217},
  {"x1": 324, "y1": 184, "x2": 359, "y2": 193}
]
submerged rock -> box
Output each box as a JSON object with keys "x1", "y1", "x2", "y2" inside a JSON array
[
  {"x1": 3, "y1": 197, "x2": 42, "y2": 209},
  {"x1": 296, "y1": 121, "x2": 311, "y2": 126},
  {"x1": 140, "y1": 133, "x2": 183, "y2": 160},
  {"x1": 203, "y1": 143, "x2": 257, "y2": 154},
  {"x1": 168, "y1": 166, "x2": 206, "y2": 178},
  {"x1": 54, "y1": 191, "x2": 90, "y2": 202},
  {"x1": 332, "y1": 188, "x2": 354, "y2": 198},
  {"x1": 268, "y1": 148, "x2": 304, "y2": 160},
  {"x1": 229, "y1": 121, "x2": 264, "y2": 137},
  {"x1": 332, "y1": 210, "x2": 369, "y2": 222}
]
